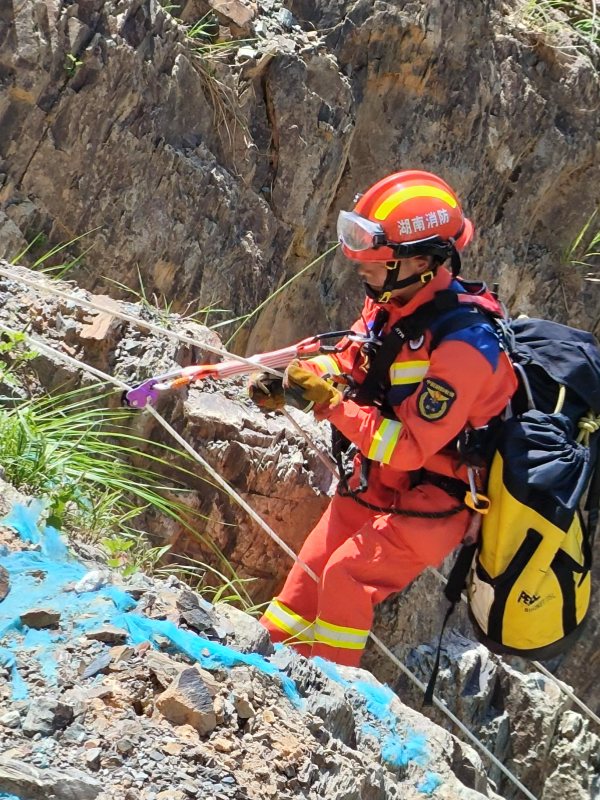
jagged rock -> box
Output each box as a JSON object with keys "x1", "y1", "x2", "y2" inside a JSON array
[
  {"x1": 215, "y1": 602, "x2": 273, "y2": 656},
  {"x1": 83, "y1": 748, "x2": 102, "y2": 772},
  {"x1": 0, "y1": 710, "x2": 21, "y2": 729},
  {"x1": 22, "y1": 697, "x2": 74, "y2": 738},
  {"x1": 81, "y1": 651, "x2": 112, "y2": 680},
  {"x1": 155, "y1": 667, "x2": 217, "y2": 734},
  {"x1": 20, "y1": 607, "x2": 61, "y2": 629},
  {"x1": 273, "y1": 648, "x2": 356, "y2": 746},
  {"x1": 177, "y1": 588, "x2": 219, "y2": 633},
  {"x1": 0, "y1": 756, "x2": 101, "y2": 799},
  {"x1": 145, "y1": 650, "x2": 188, "y2": 689}
]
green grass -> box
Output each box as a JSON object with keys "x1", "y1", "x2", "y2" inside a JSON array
[
  {"x1": 0, "y1": 380, "x2": 254, "y2": 605},
  {"x1": 565, "y1": 208, "x2": 600, "y2": 279},
  {"x1": 521, "y1": 0, "x2": 599, "y2": 52},
  {"x1": 11, "y1": 229, "x2": 99, "y2": 280},
  {"x1": 104, "y1": 266, "x2": 232, "y2": 329}
]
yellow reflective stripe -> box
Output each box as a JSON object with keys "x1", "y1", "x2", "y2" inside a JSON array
[
  {"x1": 314, "y1": 617, "x2": 369, "y2": 650},
  {"x1": 367, "y1": 418, "x2": 402, "y2": 464},
  {"x1": 263, "y1": 600, "x2": 314, "y2": 643},
  {"x1": 389, "y1": 360, "x2": 429, "y2": 385},
  {"x1": 308, "y1": 355, "x2": 342, "y2": 376},
  {"x1": 373, "y1": 186, "x2": 457, "y2": 220}
]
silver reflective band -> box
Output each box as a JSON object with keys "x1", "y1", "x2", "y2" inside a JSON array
[{"x1": 337, "y1": 210, "x2": 385, "y2": 251}]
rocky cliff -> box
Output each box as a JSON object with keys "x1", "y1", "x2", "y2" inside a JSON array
[
  {"x1": 1, "y1": 0, "x2": 599, "y2": 353},
  {"x1": 2, "y1": 0, "x2": 600, "y2": 797}
]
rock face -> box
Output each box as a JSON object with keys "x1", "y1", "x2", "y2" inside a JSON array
[
  {"x1": 394, "y1": 631, "x2": 600, "y2": 800},
  {"x1": 0, "y1": 261, "x2": 334, "y2": 602},
  {"x1": 1, "y1": 0, "x2": 599, "y2": 354}
]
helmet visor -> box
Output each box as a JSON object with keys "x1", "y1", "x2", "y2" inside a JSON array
[{"x1": 337, "y1": 211, "x2": 385, "y2": 252}]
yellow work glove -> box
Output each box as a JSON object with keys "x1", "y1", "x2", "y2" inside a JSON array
[{"x1": 284, "y1": 360, "x2": 343, "y2": 411}]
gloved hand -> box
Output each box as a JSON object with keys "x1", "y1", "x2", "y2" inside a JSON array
[
  {"x1": 248, "y1": 373, "x2": 286, "y2": 411},
  {"x1": 284, "y1": 360, "x2": 343, "y2": 410}
]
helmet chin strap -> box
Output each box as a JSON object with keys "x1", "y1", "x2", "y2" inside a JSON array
[
  {"x1": 364, "y1": 264, "x2": 435, "y2": 304},
  {"x1": 363, "y1": 240, "x2": 462, "y2": 303}
]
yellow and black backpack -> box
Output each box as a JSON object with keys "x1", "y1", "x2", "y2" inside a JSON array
[
  {"x1": 425, "y1": 315, "x2": 600, "y2": 703},
  {"x1": 466, "y1": 317, "x2": 600, "y2": 657}
]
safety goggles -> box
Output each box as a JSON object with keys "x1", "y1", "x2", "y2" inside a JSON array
[{"x1": 336, "y1": 211, "x2": 387, "y2": 252}]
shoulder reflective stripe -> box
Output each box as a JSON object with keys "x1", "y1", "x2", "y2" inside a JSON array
[
  {"x1": 389, "y1": 360, "x2": 430, "y2": 385},
  {"x1": 373, "y1": 186, "x2": 458, "y2": 220},
  {"x1": 314, "y1": 617, "x2": 369, "y2": 649},
  {"x1": 367, "y1": 418, "x2": 403, "y2": 464},
  {"x1": 309, "y1": 355, "x2": 342, "y2": 376},
  {"x1": 263, "y1": 599, "x2": 314, "y2": 643}
]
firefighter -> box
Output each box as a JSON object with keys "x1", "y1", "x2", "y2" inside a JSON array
[{"x1": 249, "y1": 170, "x2": 518, "y2": 666}]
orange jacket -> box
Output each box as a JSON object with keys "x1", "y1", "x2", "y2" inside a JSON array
[{"x1": 307, "y1": 268, "x2": 518, "y2": 484}]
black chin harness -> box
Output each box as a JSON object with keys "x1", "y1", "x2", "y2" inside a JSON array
[
  {"x1": 365, "y1": 236, "x2": 464, "y2": 304},
  {"x1": 332, "y1": 283, "x2": 503, "y2": 518}
]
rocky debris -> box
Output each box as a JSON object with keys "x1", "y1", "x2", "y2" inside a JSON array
[
  {"x1": 0, "y1": 488, "x2": 515, "y2": 800},
  {"x1": 0, "y1": 756, "x2": 102, "y2": 800}
]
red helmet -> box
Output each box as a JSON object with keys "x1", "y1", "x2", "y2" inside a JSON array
[{"x1": 337, "y1": 170, "x2": 474, "y2": 264}]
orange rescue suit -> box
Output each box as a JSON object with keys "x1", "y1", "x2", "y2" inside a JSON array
[{"x1": 261, "y1": 268, "x2": 518, "y2": 665}]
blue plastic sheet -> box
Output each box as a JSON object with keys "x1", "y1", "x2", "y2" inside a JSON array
[
  {"x1": 0, "y1": 502, "x2": 301, "y2": 707},
  {"x1": 314, "y1": 657, "x2": 435, "y2": 786}
]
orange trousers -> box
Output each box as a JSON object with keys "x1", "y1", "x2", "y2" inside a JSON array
[{"x1": 260, "y1": 468, "x2": 470, "y2": 666}]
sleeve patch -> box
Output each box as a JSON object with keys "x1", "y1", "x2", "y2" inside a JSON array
[{"x1": 417, "y1": 377, "x2": 457, "y2": 421}]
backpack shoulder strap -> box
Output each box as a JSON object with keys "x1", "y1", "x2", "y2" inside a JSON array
[{"x1": 353, "y1": 290, "x2": 499, "y2": 406}]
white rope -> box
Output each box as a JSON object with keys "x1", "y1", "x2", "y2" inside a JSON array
[
  {"x1": 0, "y1": 263, "x2": 339, "y2": 476},
  {"x1": 368, "y1": 632, "x2": 538, "y2": 800},
  {"x1": 0, "y1": 318, "x2": 538, "y2": 800}
]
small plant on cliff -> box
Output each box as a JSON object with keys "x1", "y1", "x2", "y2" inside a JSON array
[
  {"x1": 565, "y1": 208, "x2": 600, "y2": 280},
  {"x1": 159, "y1": 554, "x2": 257, "y2": 611},
  {"x1": 0, "y1": 331, "x2": 37, "y2": 398},
  {"x1": 65, "y1": 53, "x2": 83, "y2": 77},
  {"x1": 521, "y1": 0, "x2": 599, "y2": 52},
  {"x1": 12, "y1": 229, "x2": 97, "y2": 279},
  {"x1": 104, "y1": 267, "x2": 226, "y2": 328}
]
